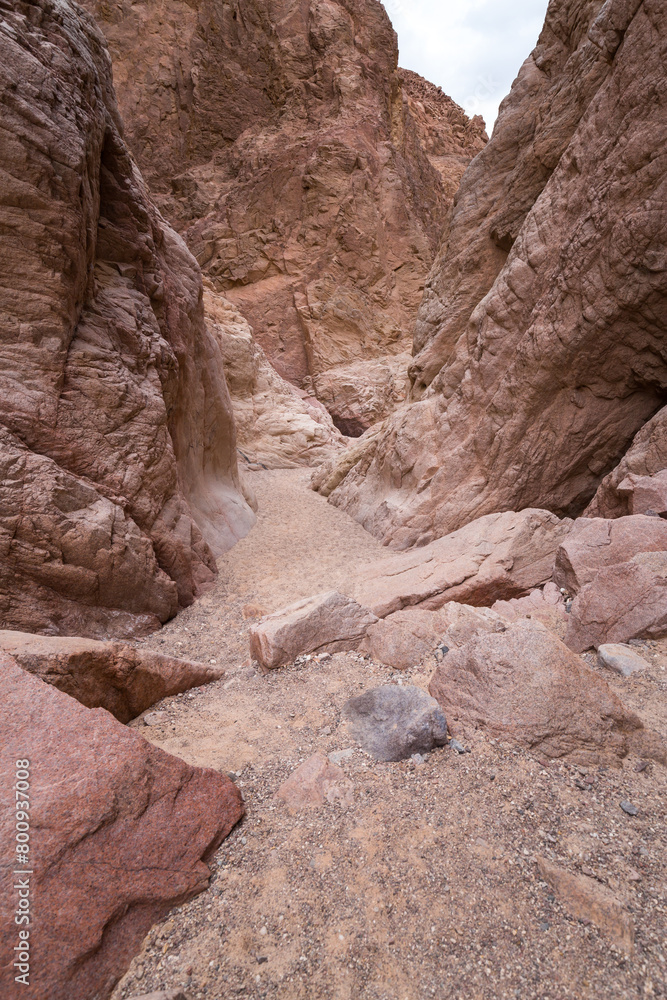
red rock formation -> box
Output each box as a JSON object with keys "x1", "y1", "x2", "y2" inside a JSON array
[
  {"x1": 81, "y1": 0, "x2": 486, "y2": 399},
  {"x1": 0, "y1": 654, "x2": 244, "y2": 1000},
  {"x1": 325, "y1": 0, "x2": 667, "y2": 547},
  {"x1": 0, "y1": 0, "x2": 254, "y2": 639}
]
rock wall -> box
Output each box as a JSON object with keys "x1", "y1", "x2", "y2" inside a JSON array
[
  {"x1": 325, "y1": 0, "x2": 667, "y2": 549},
  {"x1": 81, "y1": 0, "x2": 486, "y2": 394},
  {"x1": 0, "y1": 0, "x2": 254, "y2": 639}
]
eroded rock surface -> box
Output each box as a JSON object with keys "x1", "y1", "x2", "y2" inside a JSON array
[
  {"x1": 0, "y1": 0, "x2": 253, "y2": 639},
  {"x1": 428, "y1": 619, "x2": 644, "y2": 765},
  {"x1": 82, "y1": 0, "x2": 485, "y2": 396},
  {"x1": 326, "y1": 0, "x2": 667, "y2": 548},
  {"x1": 0, "y1": 630, "x2": 222, "y2": 723},
  {"x1": 553, "y1": 516, "x2": 667, "y2": 594},
  {"x1": 0, "y1": 654, "x2": 243, "y2": 1000},
  {"x1": 250, "y1": 591, "x2": 377, "y2": 669},
  {"x1": 353, "y1": 509, "x2": 573, "y2": 617}
]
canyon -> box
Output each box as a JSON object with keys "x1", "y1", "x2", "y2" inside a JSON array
[{"x1": 0, "y1": 0, "x2": 666, "y2": 999}]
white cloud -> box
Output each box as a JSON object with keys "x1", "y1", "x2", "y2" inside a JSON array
[{"x1": 383, "y1": 0, "x2": 550, "y2": 132}]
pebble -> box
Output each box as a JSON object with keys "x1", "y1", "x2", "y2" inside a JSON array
[
  {"x1": 328, "y1": 748, "x2": 354, "y2": 764},
  {"x1": 143, "y1": 711, "x2": 168, "y2": 726},
  {"x1": 411, "y1": 753, "x2": 426, "y2": 765},
  {"x1": 449, "y1": 738, "x2": 470, "y2": 754},
  {"x1": 598, "y1": 643, "x2": 650, "y2": 677},
  {"x1": 620, "y1": 800, "x2": 639, "y2": 816}
]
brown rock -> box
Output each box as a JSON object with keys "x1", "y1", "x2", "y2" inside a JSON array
[
  {"x1": 361, "y1": 609, "x2": 442, "y2": 670},
  {"x1": 565, "y1": 552, "x2": 667, "y2": 652},
  {"x1": 553, "y1": 516, "x2": 667, "y2": 595},
  {"x1": 276, "y1": 753, "x2": 354, "y2": 812},
  {"x1": 310, "y1": 424, "x2": 385, "y2": 499},
  {"x1": 536, "y1": 857, "x2": 634, "y2": 954},
  {"x1": 617, "y1": 471, "x2": 667, "y2": 517},
  {"x1": 585, "y1": 404, "x2": 667, "y2": 517},
  {"x1": 206, "y1": 290, "x2": 344, "y2": 468},
  {"x1": 491, "y1": 582, "x2": 567, "y2": 637},
  {"x1": 0, "y1": 630, "x2": 222, "y2": 724},
  {"x1": 305, "y1": 354, "x2": 412, "y2": 437},
  {"x1": 0, "y1": 0, "x2": 254, "y2": 639},
  {"x1": 130, "y1": 993, "x2": 187, "y2": 1000},
  {"x1": 82, "y1": 0, "x2": 485, "y2": 395},
  {"x1": 326, "y1": 0, "x2": 667, "y2": 548},
  {"x1": 250, "y1": 592, "x2": 378, "y2": 670},
  {"x1": 354, "y1": 509, "x2": 573, "y2": 617},
  {"x1": 0, "y1": 654, "x2": 243, "y2": 1000},
  {"x1": 428, "y1": 619, "x2": 643, "y2": 764}
]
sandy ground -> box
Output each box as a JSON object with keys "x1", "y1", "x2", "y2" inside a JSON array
[{"x1": 112, "y1": 470, "x2": 667, "y2": 1000}]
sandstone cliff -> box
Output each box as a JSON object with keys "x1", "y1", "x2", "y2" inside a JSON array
[
  {"x1": 325, "y1": 0, "x2": 667, "y2": 548},
  {"x1": 0, "y1": 0, "x2": 254, "y2": 639},
  {"x1": 81, "y1": 0, "x2": 486, "y2": 428}
]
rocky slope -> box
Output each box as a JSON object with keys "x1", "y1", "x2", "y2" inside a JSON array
[
  {"x1": 81, "y1": 0, "x2": 486, "y2": 428},
  {"x1": 324, "y1": 0, "x2": 667, "y2": 548},
  {"x1": 0, "y1": 0, "x2": 254, "y2": 639}
]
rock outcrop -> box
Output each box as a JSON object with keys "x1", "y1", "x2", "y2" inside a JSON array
[
  {"x1": 0, "y1": 0, "x2": 254, "y2": 640},
  {"x1": 353, "y1": 509, "x2": 573, "y2": 617},
  {"x1": 324, "y1": 0, "x2": 667, "y2": 548},
  {"x1": 304, "y1": 353, "x2": 412, "y2": 437},
  {"x1": 205, "y1": 290, "x2": 344, "y2": 468},
  {"x1": 0, "y1": 654, "x2": 243, "y2": 1000},
  {"x1": 0, "y1": 630, "x2": 222, "y2": 723},
  {"x1": 81, "y1": 0, "x2": 486, "y2": 403},
  {"x1": 585, "y1": 404, "x2": 667, "y2": 517},
  {"x1": 428, "y1": 619, "x2": 644, "y2": 765},
  {"x1": 553, "y1": 515, "x2": 667, "y2": 594}
]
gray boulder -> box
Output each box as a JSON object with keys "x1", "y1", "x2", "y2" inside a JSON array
[{"x1": 342, "y1": 685, "x2": 448, "y2": 762}]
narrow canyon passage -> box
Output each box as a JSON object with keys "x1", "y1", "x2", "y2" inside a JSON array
[{"x1": 113, "y1": 472, "x2": 667, "y2": 1000}]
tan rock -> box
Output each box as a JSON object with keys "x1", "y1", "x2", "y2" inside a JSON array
[
  {"x1": 597, "y1": 643, "x2": 651, "y2": 678},
  {"x1": 310, "y1": 424, "x2": 385, "y2": 499},
  {"x1": 305, "y1": 354, "x2": 412, "y2": 437},
  {"x1": 585, "y1": 404, "x2": 667, "y2": 518},
  {"x1": 0, "y1": 0, "x2": 254, "y2": 639},
  {"x1": 0, "y1": 630, "x2": 222, "y2": 724},
  {"x1": 536, "y1": 857, "x2": 634, "y2": 955},
  {"x1": 491, "y1": 582, "x2": 567, "y2": 637},
  {"x1": 553, "y1": 516, "x2": 667, "y2": 595},
  {"x1": 565, "y1": 552, "x2": 667, "y2": 652},
  {"x1": 428, "y1": 619, "x2": 643, "y2": 765},
  {"x1": 326, "y1": 0, "x2": 667, "y2": 548},
  {"x1": 250, "y1": 592, "x2": 378, "y2": 670},
  {"x1": 0, "y1": 654, "x2": 243, "y2": 1000},
  {"x1": 205, "y1": 290, "x2": 344, "y2": 468},
  {"x1": 361, "y1": 609, "x2": 443, "y2": 670},
  {"x1": 82, "y1": 0, "x2": 486, "y2": 387},
  {"x1": 353, "y1": 509, "x2": 573, "y2": 618},
  {"x1": 276, "y1": 753, "x2": 354, "y2": 812}
]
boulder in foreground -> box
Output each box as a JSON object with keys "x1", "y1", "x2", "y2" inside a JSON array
[
  {"x1": 354, "y1": 510, "x2": 573, "y2": 618},
  {"x1": 0, "y1": 654, "x2": 243, "y2": 1000},
  {"x1": 250, "y1": 592, "x2": 377, "y2": 670},
  {"x1": 0, "y1": 630, "x2": 222, "y2": 723},
  {"x1": 428, "y1": 620, "x2": 643, "y2": 765},
  {"x1": 565, "y1": 552, "x2": 667, "y2": 652},
  {"x1": 342, "y1": 685, "x2": 448, "y2": 762}
]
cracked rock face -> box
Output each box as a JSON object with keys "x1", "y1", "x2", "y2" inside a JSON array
[
  {"x1": 0, "y1": 0, "x2": 254, "y2": 639},
  {"x1": 325, "y1": 0, "x2": 667, "y2": 548},
  {"x1": 81, "y1": 0, "x2": 486, "y2": 394}
]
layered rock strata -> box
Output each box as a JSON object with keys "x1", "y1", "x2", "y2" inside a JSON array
[
  {"x1": 0, "y1": 0, "x2": 254, "y2": 638},
  {"x1": 82, "y1": 0, "x2": 486, "y2": 399},
  {"x1": 325, "y1": 0, "x2": 667, "y2": 547}
]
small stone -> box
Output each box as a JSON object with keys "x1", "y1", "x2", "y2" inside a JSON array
[
  {"x1": 319, "y1": 725, "x2": 332, "y2": 737},
  {"x1": 598, "y1": 644, "x2": 650, "y2": 677},
  {"x1": 449, "y1": 738, "x2": 469, "y2": 754},
  {"x1": 143, "y1": 711, "x2": 168, "y2": 726},
  {"x1": 620, "y1": 800, "x2": 639, "y2": 816},
  {"x1": 411, "y1": 753, "x2": 426, "y2": 765},
  {"x1": 328, "y1": 748, "x2": 354, "y2": 764}
]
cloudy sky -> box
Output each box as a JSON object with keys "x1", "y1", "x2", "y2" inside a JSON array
[{"x1": 384, "y1": 0, "x2": 550, "y2": 132}]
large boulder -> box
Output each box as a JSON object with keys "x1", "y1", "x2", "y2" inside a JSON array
[
  {"x1": 81, "y1": 0, "x2": 486, "y2": 388},
  {"x1": 342, "y1": 685, "x2": 448, "y2": 762},
  {"x1": 324, "y1": 0, "x2": 667, "y2": 549},
  {"x1": 0, "y1": 654, "x2": 244, "y2": 1000},
  {"x1": 0, "y1": 0, "x2": 254, "y2": 639},
  {"x1": 616, "y1": 471, "x2": 667, "y2": 518},
  {"x1": 428, "y1": 619, "x2": 644, "y2": 764},
  {"x1": 0, "y1": 630, "x2": 222, "y2": 723},
  {"x1": 353, "y1": 509, "x2": 573, "y2": 617},
  {"x1": 250, "y1": 592, "x2": 378, "y2": 670},
  {"x1": 553, "y1": 516, "x2": 667, "y2": 594},
  {"x1": 305, "y1": 354, "x2": 412, "y2": 438},
  {"x1": 565, "y1": 552, "x2": 667, "y2": 652}
]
